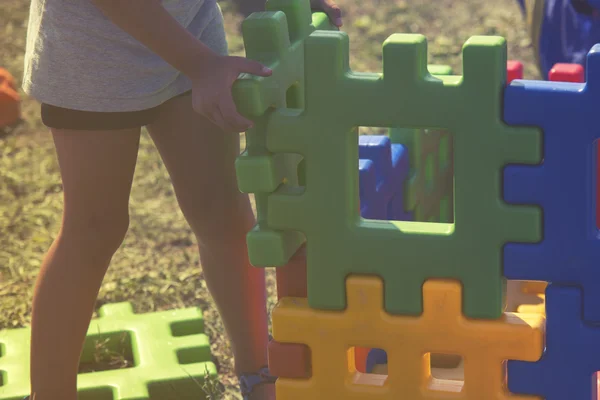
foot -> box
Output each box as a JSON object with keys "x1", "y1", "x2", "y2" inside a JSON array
[
  {"x1": 239, "y1": 366, "x2": 277, "y2": 400},
  {"x1": 246, "y1": 383, "x2": 275, "y2": 400}
]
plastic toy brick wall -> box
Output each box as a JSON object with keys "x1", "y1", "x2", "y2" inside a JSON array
[{"x1": 233, "y1": 1, "x2": 600, "y2": 398}]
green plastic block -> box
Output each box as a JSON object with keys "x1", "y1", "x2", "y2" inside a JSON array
[
  {"x1": 236, "y1": 151, "x2": 303, "y2": 193},
  {"x1": 259, "y1": 32, "x2": 541, "y2": 319},
  {"x1": 236, "y1": 152, "x2": 280, "y2": 193},
  {"x1": 266, "y1": 0, "x2": 314, "y2": 43},
  {"x1": 247, "y1": 225, "x2": 305, "y2": 266},
  {"x1": 390, "y1": 126, "x2": 454, "y2": 222},
  {"x1": 233, "y1": 1, "x2": 340, "y2": 267},
  {"x1": 311, "y1": 12, "x2": 338, "y2": 31},
  {"x1": 427, "y1": 64, "x2": 453, "y2": 75},
  {"x1": 0, "y1": 303, "x2": 216, "y2": 400},
  {"x1": 416, "y1": 129, "x2": 454, "y2": 222}
]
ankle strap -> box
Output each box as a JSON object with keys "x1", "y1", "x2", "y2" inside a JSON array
[{"x1": 239, "y1": 366, "x2": 277, "y2": 396}]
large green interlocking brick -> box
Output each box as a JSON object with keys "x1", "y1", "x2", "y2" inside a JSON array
[
  {"x1": 246, "y1": 32, "x2": 541, "y2": 319},
  {"x1": 0, "y1": 303, "x2": 216, "y2": 400},
  {"x1": 233, "y1": 0, "x2": 337, "y2": 267}
]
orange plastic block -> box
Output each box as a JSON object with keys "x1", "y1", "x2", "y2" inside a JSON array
[
  {"x1": 354, "y1": 346, "x2": 369, "y2": 373},
  {"x1": 521, "y1": 281, "x2": 547, "y2": 295},
  {"x1": 276, "y1": 245, "x2": 307, "y2": 299},
  {"x1": 272, "y1": 276, "x2": 545, "y2": 400},
  {"x1": 0, "y1": 68, "x2": 20, "y2": 129},
  {"x1": 268, "y1": 340, "x2": 311, "y2": 379}
]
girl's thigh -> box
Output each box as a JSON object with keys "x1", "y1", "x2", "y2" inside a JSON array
[
  {"x1": 145, "y1": 94, "x2": 250, "y2": 238},
  {"x1": 51, "y1": 127, "x2": 141, "y2": 234}
]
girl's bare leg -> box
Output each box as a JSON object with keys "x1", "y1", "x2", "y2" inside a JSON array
[
  {"x1": 30, "y1": 128, "x2": 141, "y2": 400},
  {"x1": 146, "y1": 94, "x2": 271, "y2": 397}
]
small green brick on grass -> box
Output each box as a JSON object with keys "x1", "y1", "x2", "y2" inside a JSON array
[{"x1": 0, "y1": 303, "x2": 217, "y2": 400}]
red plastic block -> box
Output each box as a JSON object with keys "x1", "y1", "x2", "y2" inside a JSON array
[
  {"x1": 548, "y1": 63, "x2": 584, "y2": 83},
  {"x1": 275, "y1": 245, "x2": 307, "y2": 299},
  {"x1": 507, "y1": 60, "x2": 523, "y2": 83},
  {"x1": 268, "y1": 340, "x2": 311, "y2": 379},
  {"x1": 354, "y1": 346, "x2": 369, "y2": 373}
]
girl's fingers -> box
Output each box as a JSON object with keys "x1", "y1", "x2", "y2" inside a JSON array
[
  {"x1": 220, "y1": 94, "x2": 254, "y2": 133},
  {"x1": 325, "y1": 2, "x2": 343, "y2": 26},
  {"x1": 312, "y1": 0, "x2": 343, "y2": 26},
  {"x1": 234, "y1": 57, "x2": 273, "y2": 77},
  {"x1": 206, "y1": 105, "x2": 229, "y2": 132}
]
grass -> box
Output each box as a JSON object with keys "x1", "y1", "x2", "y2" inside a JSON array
[
  {"x1": 0, "y1": 0, "x2": 537, "y2": 398},
  {"x1": 78, "y1": 333, "x2": 133, "y2": 374}
]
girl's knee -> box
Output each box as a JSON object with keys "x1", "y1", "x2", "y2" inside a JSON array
[
  {"x1": 191, "y1": 207, "x2": 254, "y2": 247},
  {"x1": 61, "y1": 211, "x2": 130, "y2": 254}
]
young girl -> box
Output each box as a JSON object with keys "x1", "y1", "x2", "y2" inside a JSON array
[
  {"x1": 21, "y1": 0, "x2": 341, "y2": 399},
  {"x1": 516, "y1": 0, "x2": 600, "y2": 78}
]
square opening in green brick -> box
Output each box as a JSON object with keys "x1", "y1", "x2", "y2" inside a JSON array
[
  {"x1": 358, "y1": 126, "x2": 388, "y2": 136},
  {"x1": 286, "y1": 82, "x2": 303, "y2": 109},
  {"x1": 79, "y1": 331, "x2": 135, "y2": 374},
  {"x1": 78, "y1": 387, "x2": 116, "y2": 400},
  {"x1": 176, "y1": 346, "x2": 212, "y2": 365},
  {"x1": 427, "y1": 352, "x2": 464, "y2": 393},
  {"x1": 0, "y1": 370, "x2": 6, "y2": 387},
  {"x1": 170, "y1": 318, "x2": 204, "y2": 337},
  {"x1": 358, "y1": 127, "x2": 455, "y2": 224}
]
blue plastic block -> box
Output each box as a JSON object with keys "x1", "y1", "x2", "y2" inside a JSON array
[
  {"x1": 358, "y1": 136, "x2": 410, "y2": 221},
  {"x1": 365, "y1": 348, "x2": 388, "y2": 374},
  {"x1": 387, "y1": 193, "x2": 413, "y2": 221},
  {"x1": 390, "y1": 143, "x2": 410, "y2": 193},
  {"x1": 507, "y1": 285, "x2": 600, "y2": 399},
  {"x1": 359, "y1": 159, "x2": 386, "y2": 219},
  {"x1": 503, "y1": 44, "x2": 600, "y2": 322},
  {"x1": 387, "y1": 143, "x2": 411, "y2": 220},
  {"x1": 359, "y1": 135, "x2": 394, "y2": 195}
]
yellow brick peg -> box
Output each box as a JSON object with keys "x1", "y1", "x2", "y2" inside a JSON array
[
  {"x1": 272, "y1": 276, "x2": 545, "y2": 400},
  {"x1": 521, "y1": 281, "x2": 547, "y2": 294}
]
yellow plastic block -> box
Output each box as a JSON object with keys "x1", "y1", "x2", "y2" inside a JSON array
[
  {"x1": 517, "y1": 301, "x2": 546, "y2": 315},
  {"x1": 506, "y1": 281, "x2": 545, "y2": 313},
  {"x1": 272, "y1": 276, "x2": 545, "y2": 400}
]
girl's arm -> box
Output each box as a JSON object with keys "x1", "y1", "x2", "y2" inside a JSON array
[
  {"x1": 89, "y1": 0, "x2": 274, "y2": 133},
  {"x1": 90, "y1": 0, "x2": 218, "y2": 79}
]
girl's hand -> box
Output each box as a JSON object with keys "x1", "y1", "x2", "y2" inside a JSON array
[
  {"x1": 191, "y1": 54, "x2": 272, "y2": 133},
  {"x1": 310, "y1": 0, "x2": 343, "y2": 27}
]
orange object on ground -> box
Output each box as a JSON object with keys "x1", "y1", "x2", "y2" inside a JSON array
[{"x1": 0, "y1": 68, "x2": 21, "y2": 129}]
